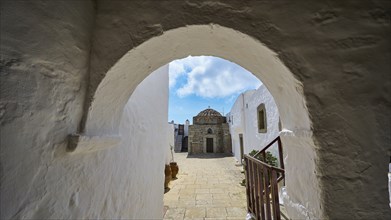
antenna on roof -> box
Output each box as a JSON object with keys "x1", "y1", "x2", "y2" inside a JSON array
[
  {"x1": 208, "y1": 106, "x2": 210, "y2": 109},
  {"x1": 222, "y1": 107, "x2": 224, "y2": 116}
]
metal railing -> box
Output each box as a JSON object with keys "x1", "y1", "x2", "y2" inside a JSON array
[{"x1": 244, "y1": 136, "x2": 285, "y2": 220}]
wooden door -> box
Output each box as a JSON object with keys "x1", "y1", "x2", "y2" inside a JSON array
[
  {"x1": 206, "y1": 138, "x2": 213, "y2": 153},
  {"x1": 239, "y1": 134, "x2": 244, "y2": 163}
]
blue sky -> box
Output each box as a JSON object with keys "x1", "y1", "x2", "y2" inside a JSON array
[{"x1": 168, "y1": 56, "x2": 262, "y2": 124}]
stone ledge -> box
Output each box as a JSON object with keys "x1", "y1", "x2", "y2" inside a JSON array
[
  {"x1": 280, "y1": 129, "x2": 313, "y2": 138},
  {"x1": 67, "y1": 134, "x2": 121, "y2": 154}
]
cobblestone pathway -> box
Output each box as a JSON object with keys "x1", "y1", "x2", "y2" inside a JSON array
[{"x1": 164, "y1": 153, "x2": 247, "y2": 220}]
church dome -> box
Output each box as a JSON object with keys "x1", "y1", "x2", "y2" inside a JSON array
[{"x1": 197, "y1": 108, "x2": 222, "y2": 117}]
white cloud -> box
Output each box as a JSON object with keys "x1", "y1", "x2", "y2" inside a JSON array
[
  {"x1": 168, "y1": 60, "x2": 185, "y2": 88},
  {"x1": 169, "y1": 56, "x2": 262, "y2": 98},
  {"x1": 169, "y1": 56, "x2": 211, "y2": 88}
]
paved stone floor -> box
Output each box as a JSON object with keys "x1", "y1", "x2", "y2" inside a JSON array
[{"x1": 163, "y1": 153, "x2": 247, "y2": 220}]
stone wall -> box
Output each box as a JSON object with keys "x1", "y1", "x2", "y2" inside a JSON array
[
  {"x1": 189, "y1": 124, "x2": 231, "y2": 154},
  {"x1": 193, "y1": 115, "x2": 226, "y2": 125}
]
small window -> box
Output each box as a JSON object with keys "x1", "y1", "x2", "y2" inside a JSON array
[
  {"x1": 257, "y1": 103, "x2": 267, "y2": 133},
  {"x1": 207, "y1": 128, "x2": 213, "y2": 134},
  {"x1": 278, "y1": 117, "x2": 282, "y2": 131}
]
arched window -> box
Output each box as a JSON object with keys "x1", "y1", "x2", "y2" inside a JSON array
[{"x1": 207, "y1": 128, "x2": 213, "y2": 134}]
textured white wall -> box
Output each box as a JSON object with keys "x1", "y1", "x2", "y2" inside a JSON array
[
  {"x1": 229, "y1": 92, "x2": 248, "y2": 161},
  {"x1": 0, "y1": 1, "x2": 96, "y2": 219},
  {"x1": 228, "y1": 85, "x2": 280, "y2": 162},
  {"x1": 118, "y1": 65, "x2": 169, "y2": 219},
  {"x1": 244, "y1": 85, "x2": 280, "y2": 157},
  {"x1": 167, "y1": 123, "x2": 175, "y2": 164},
  {"x1": 2, "y1": 60, "x2": 169, "y2": 219}
]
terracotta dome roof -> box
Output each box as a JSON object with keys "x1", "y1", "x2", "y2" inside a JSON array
[{"x1": 197, "y1": 108, "x2": 222, "y2": 117}]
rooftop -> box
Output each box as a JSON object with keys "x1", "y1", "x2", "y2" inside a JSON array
[{"x1": 196, "y1": 108, "x2": 222, "y2": 117}]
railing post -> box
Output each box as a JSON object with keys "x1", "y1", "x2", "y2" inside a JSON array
[
  {"x1": 254, "y1": 163, "x2": 260, "y2": 219},
  {"x1": 277, "y1": 137, "x2": 284, "y2": 170},
  {"x1": 271, "y1": 170, "x2": 281, "y2": 220},
  {"x1": 259, "y1": 165, "x2": 265, "y2": 220},
  {"x1": 263, "y1": 165, "x2": 271, "y2": 219},
  {"x1": 244, "y1": 157, "x2": 251, "y2": 213},
  {"x1": 249, "y1": 159, "x2": 255, "y2": 213}
]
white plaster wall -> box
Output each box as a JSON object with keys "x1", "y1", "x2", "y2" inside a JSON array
[
  {"x1": 167, "y1": 123, "x2": 175, "y2": 164},
  {"x1": 1, "y1": 8, "x2": 169, "y2": 214},
  {"x1": 0, "y1": 1, "x2": 96, "y2": 219},
  {"x1": 280, "y1": 133, "x2": 320, "y2": 219},
  {"x1": 229, "y1": 90, "x2": 260, "y2": 162},
  {"x1": 117, "y1": 65, "x2": 169, "y2": 219},
  {"x1": 243, "y1": 85, "x2": 280, "y2": 158},
  {"x1": 228, "y1": 93, "x2": 244, "y2": 162}
]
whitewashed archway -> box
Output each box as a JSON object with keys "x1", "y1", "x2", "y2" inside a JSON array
[
  {"x1": 86, "y1": 25, "x2": 311, "y2": 136},
  {"x1": 78, "y1": 24, "x2": 322, "y2": 219}
]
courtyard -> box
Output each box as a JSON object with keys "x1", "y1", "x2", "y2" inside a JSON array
[{"x1": 164, "y1": 153, "x2": 247, "y2": 219}]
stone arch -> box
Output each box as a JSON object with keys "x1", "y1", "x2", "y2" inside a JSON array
[
  {"x1": 76, "y1": 24, "x2": 321, "y2": 219},
  {"x1": 84, "y1": 25, "x2": 311, "y2": 137}
]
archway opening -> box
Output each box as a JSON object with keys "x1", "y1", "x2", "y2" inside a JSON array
[
  {"x1": 168, "y1": 55, "x2": 262, "y2": 154},
  {"x1": 163, "y1": 55, "x2": 286, "y2": 218},
  {"x1": 80, "y1": 25, "x2": 321, "y2": 219}
]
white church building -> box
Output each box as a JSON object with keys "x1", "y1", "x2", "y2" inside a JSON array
[{"x1": 227, "y1": 84, "x2": 281, "y2": 163}]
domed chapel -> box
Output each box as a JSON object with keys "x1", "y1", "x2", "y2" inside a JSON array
[{"x1": 188, "y1": 107, "x2": 232, "y2": 154}]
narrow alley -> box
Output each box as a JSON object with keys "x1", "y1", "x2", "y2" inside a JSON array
[{"x1": 164, "y1": 153, "x2": 247, "y2": 219}]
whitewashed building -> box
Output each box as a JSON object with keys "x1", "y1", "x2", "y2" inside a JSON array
[{"x1": 227, "y1": 84, "x2": 281, "y2": 163}]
